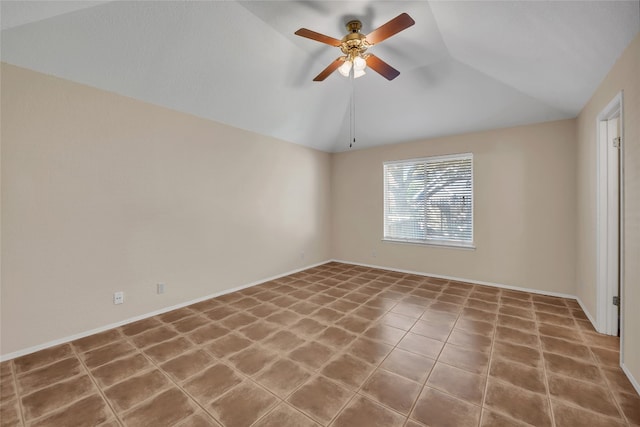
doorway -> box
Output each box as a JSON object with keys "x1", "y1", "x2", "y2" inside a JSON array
[{"x1": 596, "y1": 92, "x2": 623, "y2": 340}]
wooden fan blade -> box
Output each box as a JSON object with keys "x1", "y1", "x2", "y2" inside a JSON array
[
  {"x1": 366, "y1": 54, "x2": 400, "y2": 80},
  {"x1": 365, "y1": 13, "x2": 415, "y2": 45},
  {"x1": 313, "y1": 58, "x2": 344, "y2": 81},
  {"x1": 295, "y1": 28, "x2": 342, "y2": 47}
]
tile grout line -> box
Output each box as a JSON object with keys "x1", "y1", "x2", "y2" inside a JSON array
[
  {"x1": 356, "y1": 276, "x2": 441, "y2": 427},
  {"x1": 491, "y1": 301, "x2": 629, "y2": 425},
  {"x1": 532, "y1": 298, "x2": 558, "y2": 427},
  {"x1": 191, "y1": 277, "x2": 344, "y2": 426},
  {"x1": 9, "y1": 360, "x2": 28, "y2": 427},
  {"x1": 412, "y1": 282, "x2": 501, "y2": 423},
  {"x1": 13, "y1": 352, "x2": 122, "y2": 426},
  {"x1": 314, "y1": 271, "x2": 432, "y2": 426},
  {"x1": 559, "y1": 306, "x2": 630, "y2": 424},
  {"x1": 163, "y1": 308, "x2": 287, "y2": 426},
  {"x1": 401, "y1": 284, "x2": 472, "y2": 426},
  {"x1": 485, "y1": 294, "x2": 566, "y2": 426},
  {"x1": 69, "y1": 343, "x2": 125, "y2": 426},
  {"x1": 589, "y1": 342, "x2": 630, "y2": 424},
  {"x1": 327, "y1": 331, "x2": 411, "y2": 425},
  {"x1": 183, "y1": 314, "x2": 264, "y2": 418},
  {"x1": 314, "y1": 272, "x2": 410, "y2": 427},
  {"x1": 546, "y1": 370, "x2": 633, "y2": 424},
  {"x1": 209, "y1": 298, "x2": 343, "y2": 427},
  {"x1": 542, "y1": 301, "x2": 625, "y2": 423},
  {"x1": 247, "y1": 395, "x2": 316, "y2": 427},
  {"x1": 101, "y1": 317, "x2": 228, "y2": 425},
  {"x1": 207, "y1": 274, "x2": 392, "y2": 427},
  {"x1": 213, "y1": 375, "x2": 283, "y2": 426},
  {"x1": 240, "y1": 275, "x2": 354, "y2": 427},
  {"x1": 476, "y1": 288, "x2": 500, "y2": 427},
  {"x1": 135, "y1": 342, "x2": 224, "y2": 425},
  {"x1": 135, "y1": 310, "x2": 286, "y2": 425}
]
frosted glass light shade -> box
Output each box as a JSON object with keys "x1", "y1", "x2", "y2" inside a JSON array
[
  {"x1": 353, "y1": 56, "x2": 367, "y2": 71},
  {"x1": 338, "y1": 60, "x2": 352, "y2": 77}
]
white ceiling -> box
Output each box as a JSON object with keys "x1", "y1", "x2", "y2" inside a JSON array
[{"x1": 1, "y1": 1, "x2": 638, "y2": 152}]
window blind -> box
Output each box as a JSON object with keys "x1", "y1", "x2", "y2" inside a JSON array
[{"x1": 383, "y1": 154, "x2": 473, "y2": 245}]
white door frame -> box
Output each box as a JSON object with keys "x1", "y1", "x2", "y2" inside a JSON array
[{"x1": 596, "y1": 91, "x2": 624, "y2": 343}]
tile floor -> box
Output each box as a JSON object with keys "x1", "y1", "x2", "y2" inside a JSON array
[{"x1": 1, "y1": 262, "x2": 639, "y2": 426}]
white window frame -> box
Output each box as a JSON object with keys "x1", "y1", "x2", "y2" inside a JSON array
[{"x1": 383, "y1": 153, "x2": 474, "y2": 249}]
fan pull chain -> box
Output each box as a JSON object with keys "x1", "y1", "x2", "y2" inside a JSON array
[{"x1": 350, "y1": 74, "x2": 356, "y2": 148}]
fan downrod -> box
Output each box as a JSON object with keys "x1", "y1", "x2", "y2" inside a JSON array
[{"x1": 346, "y1": 20, "x2": 362, "y2": 33}]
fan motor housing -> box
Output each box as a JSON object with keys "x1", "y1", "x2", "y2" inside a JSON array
[{"x1": 341, "y1": 21, "x2": 369, "y2": 55}]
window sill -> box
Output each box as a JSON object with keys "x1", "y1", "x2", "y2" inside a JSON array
[{"x1": 382, "y1": 238, "x2": 476, "y2": 251}]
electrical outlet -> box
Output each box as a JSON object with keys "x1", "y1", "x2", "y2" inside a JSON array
[
  {"x1": 157, "y1": 283, "x2": 165, "y2": 294},
  {"x1": 300, "y1": 251, "x2": 305, "y2": 260},
  {"x1": 113, "y1": 291, "x2": 124, "y2": 305},
  {"x1": 371, "y1": 250, "x2": 377, "y2": 258}
]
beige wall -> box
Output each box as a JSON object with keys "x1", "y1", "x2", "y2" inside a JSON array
[
  {"x1": 331, "y1": 119, "x2": 577, "y2": 295},
  {"x1": 576, "y1": 33, "x2": 640, "y2": 386},
  {"x1": 0, "y1": 64, "x2": 331, "y2": 356}
]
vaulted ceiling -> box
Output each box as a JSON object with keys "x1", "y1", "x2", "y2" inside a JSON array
[{"x1": 2, "y1": 1, "x2": 638, "y2": 152}]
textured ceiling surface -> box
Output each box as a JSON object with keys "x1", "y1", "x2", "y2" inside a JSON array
[{"x1": 1, "y1": 1, "x2": 639, "y2": 152}]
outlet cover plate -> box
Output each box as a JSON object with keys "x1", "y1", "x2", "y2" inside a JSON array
[{"x1": 114, "y1": 291, "x2": 124, "y2": 304}]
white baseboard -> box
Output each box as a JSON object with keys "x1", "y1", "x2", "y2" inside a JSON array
[
  {"x1": 621, "y1": 363, "x2": 640, "y2": 396},
  {"x1": 575, "y1": 296, "x2": 599, "y2": 331},
  {"x1": 0, "y1": 260, "x2": 331, "y2": 362},
  {"x1": 332, "y1": 259, "x2": 577, "y2": 300}
]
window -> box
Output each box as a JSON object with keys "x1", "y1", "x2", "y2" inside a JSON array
[{"x1": 383, "y1": 153, "x2": 473, "y2": 247}]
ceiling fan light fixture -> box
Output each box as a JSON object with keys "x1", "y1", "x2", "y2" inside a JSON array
[
  {"x1": 295, "y1": 13, "x2": 414, "y2": 81},
  {"x1": 338, "y1": 60, "x2": 352, "y2": 77}
]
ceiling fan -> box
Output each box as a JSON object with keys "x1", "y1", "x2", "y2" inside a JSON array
[{"x1": 295, "y1": 13, "x2": 415, "y2": 82}]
